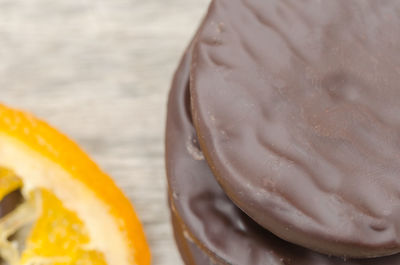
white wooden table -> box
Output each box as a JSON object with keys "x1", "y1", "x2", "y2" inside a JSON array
[{"x1": 0, "y1": 0, "x2": 210, "y2": 263}]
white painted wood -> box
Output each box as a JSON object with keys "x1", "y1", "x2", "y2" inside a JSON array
[{"x1": 0, "y1": 0, "x2": 210, "y2": 263}]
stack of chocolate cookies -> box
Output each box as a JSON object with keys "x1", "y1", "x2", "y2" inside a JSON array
[{"x1": 165, "y1": 0, "x2": 400, "y2": 264}]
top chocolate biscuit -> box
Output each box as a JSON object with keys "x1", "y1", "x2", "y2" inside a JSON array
[
  {"x1": 167, "y1": 41, "x2": 400, "y2": 265},
  {"x1": 190, "y1": 0, "x2": 400, "y2": 258}
]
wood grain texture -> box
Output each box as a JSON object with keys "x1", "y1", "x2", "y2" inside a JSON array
[{"x1": 0, "y1": 0, "x2": 210, "y2": 263}]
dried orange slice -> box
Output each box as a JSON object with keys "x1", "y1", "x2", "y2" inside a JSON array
[{"x1": 0, "y1": 104, "x2": 150, "y2": 265}]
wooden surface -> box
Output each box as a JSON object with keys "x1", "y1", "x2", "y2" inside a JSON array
[{"x1": 0, "y1": 0, "x2": 210, "y2": 264}]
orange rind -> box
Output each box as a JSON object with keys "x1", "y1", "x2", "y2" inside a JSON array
[{"x1": 0, "y1": 103, "x2": 150, "y2": 265}]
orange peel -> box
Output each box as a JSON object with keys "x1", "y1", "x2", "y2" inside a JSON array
[{"x1": 0, "y1": 103, "x2": 151, "y2": 265}]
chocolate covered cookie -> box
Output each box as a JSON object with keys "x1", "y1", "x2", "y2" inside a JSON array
[
  {"x1": 171, "y1": 207, "x2": 214, "y2": 265},
  {"x1": 166, "y1": 44, "x2": 400, "y2": 264},
  {"x1": 190, "y1": 0, "x2": 400, "y2": 257}
]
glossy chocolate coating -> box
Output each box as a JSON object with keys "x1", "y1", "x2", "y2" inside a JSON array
[
  {"x1": 190, "y1": 0, "x2": 400, "y2": 257},
  {"x1": 0, "y1": 189, "x2": 23, "y2": 218},
  {"x1": 166, "y1": 44, "x2": 400, "y2": 264},
  {"x1": 171, "y1": 202, "x2": 215, "y2": 265}
]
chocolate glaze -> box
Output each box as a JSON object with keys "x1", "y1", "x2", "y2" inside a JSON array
[
  {"x1": 171, "y1": 201, "x2": 215, "y2": 265},
  {"x1": 166, "y1": 42, "x2": 400, "y2": 264},
  {"x1": 190, "y1": 0, "x2": 400, "y2": 257},
  {"x1": 0, "y1": 189, "x2": 23, "y2": 218}
]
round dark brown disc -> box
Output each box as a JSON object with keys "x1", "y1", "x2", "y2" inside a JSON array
[
  {"x1": 166, "y1": 42, "x2": 400, "y2": 264},
  {"x1": 190, "y1": 0, "x2": 400, "y2": 257},
  {"x1": 170, "y1": 205, "x2": 214, "y2": 265}
]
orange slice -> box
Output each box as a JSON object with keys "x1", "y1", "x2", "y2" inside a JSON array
[{"x1": 0, "y1": 103, "x2": 151, "y2": 265}]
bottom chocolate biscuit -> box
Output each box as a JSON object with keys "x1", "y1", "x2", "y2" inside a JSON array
[
  {"x1": 165, "y1": 46, "x2": 400, "y2": 265},
  {"x1": 170, "y1": 200, "x2": 215, "y2": 265}
]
